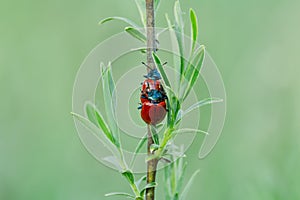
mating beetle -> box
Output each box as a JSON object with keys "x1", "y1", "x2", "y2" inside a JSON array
[{"x1": 139, "y1": 62, "x2": 168, "y2": 125}]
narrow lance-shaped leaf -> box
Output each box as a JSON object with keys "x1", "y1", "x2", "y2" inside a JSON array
[
  {"x1": 157, "y1": 26, "x2": 173, "y2": 37},
  {"x1": 164, "y1": 164, "x2": 172, "y2": 200},
  {"x1": 102, "y1": 156, "x2": 122, "y2": 171},
  {"x1": 174, "y1": 0, "x2": 185, "y2": 77},
  {"x1": 172, "y1": 97, "x2": 181, "y2": 125},
  {"x1": 106, "y1": 64, "x2": 115, "y2": 96},
  {"x1": 105, "y1": 192, "x2": 135, "y2": 199},
  {"x1": 122, "y1": 170, "x2": 135, "y2": 185},
  {"x1": 183, "y1": 46, "x2": 205, "y2": 101},
  {"x1": 134, "y1": 0, "x2": 146, "y2": 27},
  {"x1": 140, "y1": 182, "x2": 158, "y2": 197},
  {"x1": 99, "y1": 16, "x2": 139, "y2": 28},
  {"x1": 106, "y1": 63, "x2": 117, "y2": 113},
  {"x1": 175, "y1": 109, "x2": 183, "y2": 125},
  {"x1": 183, "y1": 97, "x2": 223, "y2": 116},
  {"x1": 165, "y1": 14, "x2": 181, "y2": 93},
  {"x1": 190, "y1": 8, "x2": 198, "y2": 52},
  {"x1": 130, "y1": 47, "x2": 147, "y2": 54},
  {"x1": 176, "y1": 158, "x2": 187, "y2": 194},
  {"x1": 71, "y1": 112, "x2": 120, "y2": 160},
  {"x1": 152, "y1": 52, "x2": 171, "y2": 87},
  {"x1": 85, "y1": 103, "x2": 99, "y2": 127},
  {"x1": 165, "y1": 86, "x2": 180, "y2": 127},
  {"x1": 174, "y1": 0, "x2": 184, "y2": 33},
  {"x1": 85, "y1": 103, "x2": 117, "y2": 146},
  {"x1": 150, "y1": 125, "x2": 160, "y2": 145},
  {"x1": 154, "y1": 0, "x2": 161, "y2": 11},
  {"x1": 125, "y1": 27, "x2": 146, "y2": 43},
  {"x1": 130, "y1": 134, "x2": 147, "y2": 168},
  {"x1": 101, "y1": 64, "x2": 120, "y2": 147},
  {"x1": 150, "y1": 144, "x2": 160, "y2": 153},
  {"x1": 179, "y1": 45, "x2": 205, "y2": 100},
  {"x1": 135, "y1": 175, "x2": 147, "y2": 188},
  {"x1": 180, "y1": 170, "x2": 200, "y2": 200},
  {"x1": 172, "y1": 128, "x2": 209, "y2": 139},
  {"x1": 122, "y1": 170, "x2": 142, "y2": 199},
  {"x1": 170, "y1": 160, "x2": 177, "y2": 196},
  {"x1": 174, "y1": 193, "x2": 179, "y2": 200}
]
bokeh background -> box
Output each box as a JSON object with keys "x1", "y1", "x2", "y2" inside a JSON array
[{"x1": 1, "y1": 0, "x2": 300, "y2": 199}]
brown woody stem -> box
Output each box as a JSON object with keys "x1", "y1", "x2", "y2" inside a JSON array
[{"x1": 145, "y1": 0, "x2": 158, "y2": 200}]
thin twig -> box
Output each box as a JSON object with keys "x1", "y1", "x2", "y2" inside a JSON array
[
  {"x1": 145, "y1": 0, "x2": 158, "y2": 200},
  {"x1": 146, "y1": 0, "x2": 156, "y2": 71}
]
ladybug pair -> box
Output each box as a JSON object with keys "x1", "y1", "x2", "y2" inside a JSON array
[{"x1": 138, "y1": 62, "x2": 168, "y2": 125}]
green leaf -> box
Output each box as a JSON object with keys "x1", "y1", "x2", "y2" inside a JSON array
[
  {"x1": 163, "y1": 143, "x2": 185, "y2": 158},
  {"x1": 106, "y1": 63, "x2": 116, "y2": 98},
  {"x1": 84, "y1": 103, "x2": 117, "y2": 146},
  {"x1": 172, "y1": 128, "x2": 209, "y2": 136},
  {"x1": 183, "y1": 98, "x2": 223, "y2": 116},
  {"x1": 125, "y1": 27, "x2": 146, "y2": 43},
  {"x1": 71, "y1": 112, "x2": 120, "y2": 159},
  {"x1": 99, "y1": 16, "x2": 139, "y2": 28},
  {"x1": 157, "y1": 26, "x2": 172, "y2": 37},
  {"x1": 182, "y1": 45, "x2": 205, "y2": 100},
  {"x1": 180, "y1": 170, "x2": 200, "y2": 200},
  {"x1": 152, "y1": 53, "x2": 171, "y2": 87},
  {"x1": 164, "y1": 164, "x2": 172, "y2": 200},
  {"x1": 174, "y1": 0, "x2": 185, "y2": 77},
  {"x1": 174, "y1": 193, "x2": 179, "y2": 200},
  {"x1": 179, "y1": 46, "x2": 204, "y2": 99},
  {"x1": 150, "y1": 144, "x2": 160, "y2": 153},
  {"x1": 140, "y1": 182, "x2": 158, "y2": 197},
  {"x1": 102, "y1": 156, "x2": 122, "y2": 171},
  {"x1": 134, "y1": 0, "x2": 146, "y2": 27},
  {"x1": 165, "y1": 14, "x2": 181, "y2": 92},
  {"x1": 170, "y1": 161, "x2": 176, "y2": 195},
  {"x1": 175, "y1": 109, "x2": 183, "y2": 125},
  {"x1": 130, "y1": 47, "x2": 147, "y2": 54},
  {"x1": 122, "y1": 170, "x2": 135, "y2": 185},
  {"x1": 103, "y1": 62, "x2": 117, "y2": 114},
  {"x1": 105, "y1": 192, "x2": 135, "y2": 199},
  {"x1": 150, "y1": 125, "x2": 160, "y2": 145},
  {"x1": 135, "y1": 175, "x2": 147, "y2": 188},
  {"x1": 101, "y1": 64, "x2": 120, "y2": 147},
  {"x1": 154, "y1": 0, "x2": 161, "y2": 11},
  {"x1": 174, "y1": 1, "x2": 184, "y2": 31},
  {"x1": 176, "y1": 160, "x2": 187, "y2": 194},
  {"x1": 190, "y1": 9, "x2": 198, "y2": 52},
  {"x1": 130, "y1": 134, "x2": 147, "y2": 168},
  {"x1": 85, "y1": 103, "x2": 98, "y2": 127},
  {"x1": 156, "y1": 123, "x2": 164, "y2": 129},
  {"x1": 165, "y1": 86, "x2": 181, "y2": 127}
]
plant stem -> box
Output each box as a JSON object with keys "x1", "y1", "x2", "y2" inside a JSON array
[
  {"x1": 145, "y1": 2, "x2": 157, "y2": 199},
  {"x1": 148, "y1": 127, "x2": 174, "y2": 161},
  {"x1": 130, "y1": 182, "x2": 141, "y2": 198},
  {"x1": 146, "y1": 0, "x2": 156, "y2": 71},
  {"x1": 146, "y1": 125, "x2": 158, "y2": 200}
]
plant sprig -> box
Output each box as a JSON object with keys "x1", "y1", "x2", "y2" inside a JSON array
[{"x1": 72, "y1": 1, "x2": 223, "y2": 199}]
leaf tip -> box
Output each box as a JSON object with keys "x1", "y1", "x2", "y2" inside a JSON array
[{"x1": 98, "y1": 18, "x2": 107, "y2": 25}]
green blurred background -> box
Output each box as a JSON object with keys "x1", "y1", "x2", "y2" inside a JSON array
[{"x1": 1, "y1": 0, "x2": 300, "y2": 199}]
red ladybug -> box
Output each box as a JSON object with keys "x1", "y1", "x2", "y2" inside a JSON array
[{"x1": 139, "y1": 64, "x2": 168, "y2": 125}]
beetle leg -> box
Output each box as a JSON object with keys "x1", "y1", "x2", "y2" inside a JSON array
[{"x1": 137, "y1": 103, "x2": 142, "y2": 110}]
